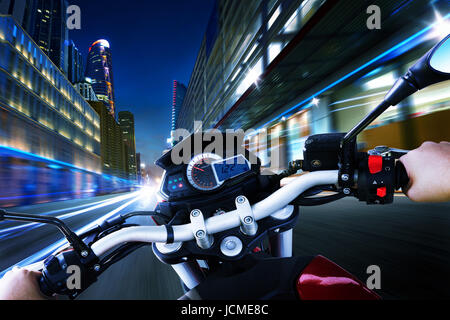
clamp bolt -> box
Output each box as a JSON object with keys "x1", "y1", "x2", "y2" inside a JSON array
[
  {"x1": 195, "y1": 230, "x2": 205, "y2": 238},
  {"x1": 94, "y1": 264, "x2": 101, "y2": 272},
  {"x1": 191, "y1": 210, "x2": 201, "y2": 217},
  {"x1": 243, "y1": 216, "x2": 253, "y2": 224},
  {"x1": 343, "y1": 188, "x2": 351, "y2": 195},
  {"x1": 341, "y1": 174, "x2": 349, "y2": 182},
  {"x1": 81, "y1": 250, "x2": 88, "y2": 258},
  {"x1": 236, "y1": 196, "x2": 246, "y2": 204}
]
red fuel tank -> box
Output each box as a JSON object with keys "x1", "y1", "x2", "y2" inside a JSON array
[{"x1": 296, "y1": 255, "x2": 380, "y2": 300}]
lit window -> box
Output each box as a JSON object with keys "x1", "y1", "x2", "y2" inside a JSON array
[{"x1": 268, "y1": 6, "x2": 281, "y2": 29}]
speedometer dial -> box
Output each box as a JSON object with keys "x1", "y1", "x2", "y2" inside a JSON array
[{"x1": 186, "y1": 153, "x2": 223, "y2": 191}]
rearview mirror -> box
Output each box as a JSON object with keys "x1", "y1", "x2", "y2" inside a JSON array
[
  {"x1": 429, "y1": 34, "x2": 450, "y2": 74},
  {"x1": 384, "y1": 34, "x2": 450, "y2": 106}
]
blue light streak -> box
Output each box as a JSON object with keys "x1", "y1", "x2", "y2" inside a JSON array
[
  {"x1": 257, "y1": 14, "x2": 450, "y2": 130},
  {"x1": 0, "y1": 145, "x2": 135, "y2": 185},
  {"x1": 0, "y1": 191, "x2": 145, "y2": 278}
]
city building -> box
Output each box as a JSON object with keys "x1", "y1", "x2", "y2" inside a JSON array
[
  {"x1": 0, "y1": 0, "x2": 69, "y2": 74},
  {"x1": 0, "y1": 15, "x2": 101, "y2": 172},
  {"x1": 118, "y1": 111, "x2": 137, "y2": 180},
  {"x1": 85, "y1": 39, "x2": 116, "y2": 117},
  {"x1": 68, "y1": 40, "x2": 84, "y2": 84},
  {"x1": 75, "y1": 78, "x2": 99, "y2": 102},
  {"x1": 179, "y1": 0, "x2": 450, "y2": 170},
  {"x1": 89, "y1": 101, "x2": 127, "y2": 178},
  {"x1": 0, "y1": 0, "x2": 34, "y2": 31},
  {"x1": 136, "y1": 152, "x2": 141, "y2": 184},
  {"x1": 170, "y1": 80, "x2": 187, "y2": 144}
]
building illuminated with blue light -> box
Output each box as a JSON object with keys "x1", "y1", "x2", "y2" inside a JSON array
[
  {"x1": 179, "y1": 0, "x2": 450, "y2": 170},
  {"x1": 0, "y1": 15, "x2": 101, "y2": 172}
]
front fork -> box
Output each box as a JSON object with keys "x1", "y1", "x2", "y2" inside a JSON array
[
  {"x1": 169, "y1": 228, "x2": 294, "y2": 290},
  {"x1": 269, "y1": 229, "x2": 293, "y2": 258},
  {"x1": 171, "y1": 260, "x2": 205, "y2": 290}
]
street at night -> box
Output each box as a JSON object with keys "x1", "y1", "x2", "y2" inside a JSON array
[{"x1": 0, "y1": 0, "x2": 449, "y2": 305}]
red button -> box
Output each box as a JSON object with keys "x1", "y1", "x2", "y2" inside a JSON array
[
  {"x1": 377, "y1": 187, "x2": 387, "y2": 198},
  {"x1": 368, "y1": 155, "x2": 383, "y2": 174}
]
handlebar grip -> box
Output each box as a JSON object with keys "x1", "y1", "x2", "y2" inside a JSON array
[
  {"x1": 38, "y1": 275, "x2": 54, "y2": 297},
  {"x1": 395, "y1": 161, "x2": 410, "y2": 190}
]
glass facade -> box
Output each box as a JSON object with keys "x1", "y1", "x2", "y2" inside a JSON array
[
  {"x1": 180, "y1": 0, "x2": 450, "y2": 171},
  {"x1": 172, "y1": 80, "x2": 187, "y2": 132},
  {"x1": 85, "y1": 39, "x2": 115, "y2": 117},
  {"x1": 0, "y1": 15, "x2": 101, "y2": 172},
  {"x1": 178, "y1": 0, "x2": 323, "y2": 132},
  {"x1": 118, "y1": 111, "x2": 137, "y2": 180}
]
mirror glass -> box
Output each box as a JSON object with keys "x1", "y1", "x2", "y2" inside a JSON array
[{"x1": 429, "y1": 35, "x2": 450, "y2": 74}]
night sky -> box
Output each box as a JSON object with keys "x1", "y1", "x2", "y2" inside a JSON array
[{"x1": 69, "y1": 0, "x2": 215, "y2": 167}]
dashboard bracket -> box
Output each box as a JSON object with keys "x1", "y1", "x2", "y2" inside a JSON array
[
  {"x1": 190, "y1": 209, "x2": 213, "y2": 249},
  {"x1": 235, "y1": 196, "x2": 258, "y2": 236}
]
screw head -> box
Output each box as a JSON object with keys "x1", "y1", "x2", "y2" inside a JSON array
[
  {"x1": 343, "y1": 188, "x2": 351, "y2": 195},
  {"x1": 195, "y1": 230, "x2": 205, "y2": 238},
  {"x1": 191, "y1": 210, "x2": 200, "y2": 217},
  {"x1": 94, "y1": 264, "x2": 101, "y2": 272},
  {"x1": 81, "y1": 251, "x2": 88, "y2": 258},
  {"x1": 341, "y1": 174, "x2": 349, "y2": 182},
  {"x1": 243, "y1": 216, "x2": 253, "y2": 224},
  {"x1": 236, "y1": 196, "x2": 246, "y2": 204}
]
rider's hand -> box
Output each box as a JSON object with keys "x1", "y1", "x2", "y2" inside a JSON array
[
  {"x1": 400, "y1": 141, "x2": 450, "y2": 203},
  {"x1": 0, "y1": 267, "x2": 48, "y2": 300}
]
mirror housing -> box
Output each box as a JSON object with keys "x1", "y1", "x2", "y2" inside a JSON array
[{"x1": 384, "y1": 34, "x2": 450, "y2": 106}]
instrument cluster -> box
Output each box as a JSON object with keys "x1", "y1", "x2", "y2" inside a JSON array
[{"x1": 159, "y1": 153, "x2": 253, "y2": 200}]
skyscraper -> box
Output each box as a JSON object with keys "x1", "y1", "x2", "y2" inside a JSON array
[
  {"x1": 168, "y1": 80, "x2": 186, "y2": 146},
  {"x1": 0, "y1": 0, "x2": 69, "y2": 74},
  {"x1": 172, "y1": 80, "x2": 187, "y2": 131},
  {"x1": 90, "y1": 101, "x2": 127, "y2": 179},
  {"x1": 0, "y1": 0, "x2": 33, "y2": 30},
  {"x1": 118, "y1": 111, "x2": 137, "y2": 181},
  {"x1": 68, "y1": 40, "x2": 84, "y2": 84},
  {"x1": 85, "y1": 39, "x2": 116, "y2": 117},
  {"x1": 136, "y1": 153, "x2": 142, "y2": 185}
]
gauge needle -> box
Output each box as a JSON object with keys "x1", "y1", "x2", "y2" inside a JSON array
[{"x1": 193, "y1": 166, "x2": 205, "y2": 172}]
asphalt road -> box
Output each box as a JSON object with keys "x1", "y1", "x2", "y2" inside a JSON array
[{"x1": 0, "y1": 190, "x2": 449, "y2": 300}]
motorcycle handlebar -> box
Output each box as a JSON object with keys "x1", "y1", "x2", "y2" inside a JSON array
[
  {"x1": 38, "y1": 275, "x2": 54, "y2": 297},
  {"x1": 33, "y1": 160, "x2": 411, "y2": 297},
  {"x1": 90, "y1": 170, "x2": 340, "y2": 257},
  {"x1": 395, "y1": 161, "x2": 410, "y2": 190}
]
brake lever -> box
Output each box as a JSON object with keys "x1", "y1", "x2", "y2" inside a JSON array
[
  {"x1": 0, "y1": 210, "x2": 92, "y2": 257},
  {"x1": 368, "y1": 146, "x2": 410, "y2": 159}
]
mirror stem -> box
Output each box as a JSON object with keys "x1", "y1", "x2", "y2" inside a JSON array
[
  {"x1": 342, "y1": 74, "x2": 419, "y2": 145},
  {"x1": 342, "y1": 100, "x2": 391, "y2": 144}
]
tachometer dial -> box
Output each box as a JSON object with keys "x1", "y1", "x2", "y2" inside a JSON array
[{"x1": 186, "y1": 153, "x2": 223, "y2": 191}]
